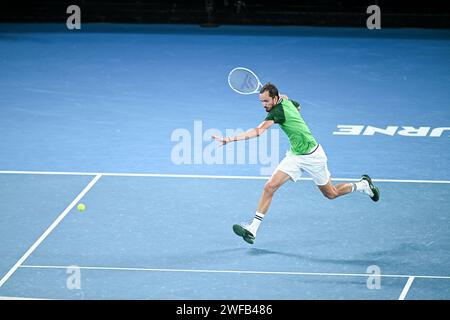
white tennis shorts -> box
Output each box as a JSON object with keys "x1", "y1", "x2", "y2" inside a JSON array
[{"x1": 274, "y1": 144, "x2": 331, "y2": 186}]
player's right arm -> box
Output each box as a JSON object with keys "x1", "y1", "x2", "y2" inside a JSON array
[
  {"x1": 212, "y1": 120, "x2": 274, "y2": 145},
  {"x1": 281, "y1": 94, "x2": 300, "y2": 111}
]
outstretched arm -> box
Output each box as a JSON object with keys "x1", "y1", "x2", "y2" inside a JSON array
[{"x1": 212, "y1": 120, "x2": 274, "y2": 145}]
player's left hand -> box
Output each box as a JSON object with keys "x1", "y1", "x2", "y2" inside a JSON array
[{"x1": 212, "y1": 135, "x2": 228, "y2": 146}]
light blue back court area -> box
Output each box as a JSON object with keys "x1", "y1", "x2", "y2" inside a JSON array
[{"x1": 0, "y1": 24, "x2": 450, "y2": 300}]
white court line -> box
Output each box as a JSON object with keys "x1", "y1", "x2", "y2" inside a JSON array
[
  {"x1": 1, "y1": 170, "x2": 450, "y2": 184},
  {"x1": 0, "y1": 170, "x2": 98, "y2": 176},
  {"x1": 0, "y1": 174, "x2": 102, "y2": 288},
  {"x1": 399, "y1": 276, "x2": 415, "y2": 300},
  {"x1": 0, "y1": 296, "x2": 53, "y2": 300},
  {"x1": 19, "y1": 265, "x2": 450, "y2": 280}
]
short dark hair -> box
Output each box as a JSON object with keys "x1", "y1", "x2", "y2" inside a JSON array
[{"x1": 260, "y1": 82, "x2": 279, "y2": 98}]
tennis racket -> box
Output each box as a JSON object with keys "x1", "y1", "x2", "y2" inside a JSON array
[{"x1": 227, "y1": 67, "x2": 263, "y2": 95}]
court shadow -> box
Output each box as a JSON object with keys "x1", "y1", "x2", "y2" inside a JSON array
[
  {"x1": 206, "y1": 247, "x2": 380, "y2": 267},
  {"x1": 361, "y1": 242, "x2": 433, "y2": 259},
  {"x1": 247, "y1": 247, "x2": 382, "y2": 267},
  {"x1": 200, "y1": 241, "x2": 437, "y2": 269}
]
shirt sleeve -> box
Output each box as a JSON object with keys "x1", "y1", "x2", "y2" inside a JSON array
[
  {"x1": 290, "y1": 100, "x2": 300, "y2": 108},
  {"x1": 265, "y1": 112, "x2": 275, "y2": 121},
  {"x1": 264, "y1": 105, "x2": 286, "y2": 124}
]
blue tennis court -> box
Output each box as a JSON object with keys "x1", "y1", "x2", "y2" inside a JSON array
[{"x1": 1, "y1": 23, "x2": 450, "y2": 300}]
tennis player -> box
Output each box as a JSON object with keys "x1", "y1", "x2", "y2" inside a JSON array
[{"x1": 212, "y1": 83, "x2": 380, "y2": 244}]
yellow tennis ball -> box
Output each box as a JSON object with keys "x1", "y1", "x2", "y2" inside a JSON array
[{"x1": 77, "y1": 203, "x2": 86, "y2": 212}]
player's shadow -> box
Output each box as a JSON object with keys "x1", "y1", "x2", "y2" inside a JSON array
[
  {"x1": 247, "y1": 247, "x2": 382, "y2": 267},
  {"x1": 209, "y1": 247, "x2": 378, "y2": 267},
  {"x1": 209, "y1": 241, "x2": 432, "y2": 268},
  {"x1": 248, "y1": 242, "x2": 437, "y2": 268}
]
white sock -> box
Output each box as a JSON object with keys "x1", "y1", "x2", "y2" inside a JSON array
[
  {"x1": 247, "y1": 212, "x2": 264, "y2": 235},
  {"x1": 353, "y1": 180, "x2": 373, "y2": 197},
  {"x1": 353, "y1": 180, "x2": 368, "y2": 192}
]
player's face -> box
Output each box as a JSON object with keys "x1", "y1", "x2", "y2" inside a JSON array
[{"x1": 259, "y1": 91, "x2": 278, "y2": 112}]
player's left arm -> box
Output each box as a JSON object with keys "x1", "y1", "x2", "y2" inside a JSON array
[{"x1": 212, "y1": 120, "x2": 274, "y2": 145}]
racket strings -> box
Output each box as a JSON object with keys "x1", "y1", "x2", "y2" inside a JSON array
[{"x1": 228, "y1": 68, "x2": 261, "y2": 94}]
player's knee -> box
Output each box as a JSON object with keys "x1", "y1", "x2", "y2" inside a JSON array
[
  {"x1": 322, "y1": 190, "x2": 337, "y2": 200},
  {"x1": 264, "y1": 181, "x2": 279, "y2": 195}
]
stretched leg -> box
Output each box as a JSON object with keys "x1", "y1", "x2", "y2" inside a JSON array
[
  {"x1": 256, "y1": 170, "x2": 292, "y2": 214},
  {"x1": 233, "y1": 170, "x2": 291, "y2": 244}
]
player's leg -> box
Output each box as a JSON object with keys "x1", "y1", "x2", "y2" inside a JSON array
[
  {"x1": 318, "y1": 176, "x2": 380, "y2": 201},
  {"x1": 233, "y1": 170, "x2": 291, "y2": 244},
  {"x1": 256, "y1": 170, "x2": 292, "y2": 214},
  {"x1": 318, "y1": 179, "x2": 353, "y2": 199},
  {"x1": 302, "y1": 145, "x2": 380, "y2": 202},
  {"x1": 233, "y1": 150, "x2": 302, "y2": 244},
  {"x1": 317, "y1": 179, "x2": 353, "y2": 199}
]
